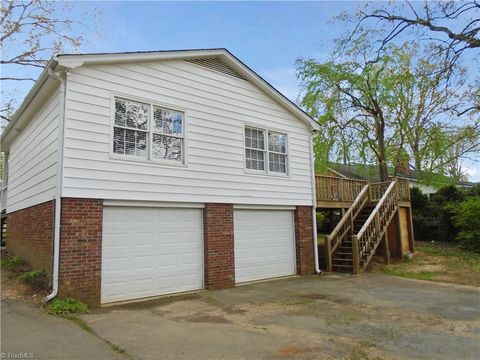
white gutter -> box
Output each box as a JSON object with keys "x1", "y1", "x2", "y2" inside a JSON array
[
  {"x1": 45, "y1": 68, "x2": 67, "y2": 303},
  {"x1": 309, "y1": 131, "x2": 321, "y2": 274}
]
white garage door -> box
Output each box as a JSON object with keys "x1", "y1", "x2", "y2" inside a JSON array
[
  {"x1": 234, "y1": 209, "x2": 296, "y2": 283},
  {"x1": 102, "y1": 207, "x2": 203, "y2": 303}
]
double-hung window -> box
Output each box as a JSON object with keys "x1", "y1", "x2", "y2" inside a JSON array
[
  {"x1": 244, "y1": 126, "x2": 288, "y2": 174},
  {"x1": 113, "y1": 97, "x2": 184, "y2": 164},
  {"x1": 244, "y1": 127, "x2": 266, "y2": 171},
  {"x1": 268, "y1": 131, "x2": 287, "y2": 173}
]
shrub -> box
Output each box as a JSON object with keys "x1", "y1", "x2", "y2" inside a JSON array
[
  {"x1": 1, "y1": 255, "x2": 25, "y2": 271},
  {"x1": 451, "y1": 196, "x2": 480, "y2": 252},
  {"x1": 411, "y1": 185, "x2": 469, "y2": 242},
  {"x1": 17, "y1": 269, "x2": 46, "y2": 286},
  {"x1": 47, "y1": 297, "x2": 89, "y2": 315}
]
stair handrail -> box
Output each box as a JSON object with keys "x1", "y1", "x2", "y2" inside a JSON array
[
  {"x1": 325, "y1": 184, "x2": 369, "y2": 271},
  {"x1": 352, "y1": 181, "x2": 398, "y2": 272}
]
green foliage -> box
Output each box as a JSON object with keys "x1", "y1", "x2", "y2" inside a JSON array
[
  {"x1": 1, "y1": 255, "x2": 25, "y2": 271},
  {"x1": 412, "y1": 185, "x2": 480, "y2": 248},
  {"x1": 316, "y1": 211, "x2": 326, "y2": 231},
  {"x1": 451, "y1": 197, "x2": 480, "y2": 252},
  {"x1": 47, "y1": 297, "x2": 89, "y2": 315},
  {"x1": 17, "y1": 269, "x2": 45, "y2": 286}
]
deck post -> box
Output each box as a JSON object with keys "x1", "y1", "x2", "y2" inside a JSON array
[
  {"x1": 408, "y1": 206, "x2": 415, "y2": 253},
  {"x1": 396, "y1": 209, "x2": 404, "y2": 259},
  {"x1": 325, "y1": 235, "x2": 332, "y2": 272},
  {"x1": 352, "y1": 235, "x2": 360, "y2": 274},
  {"x1": 383, "y1": 232, "x2": 390, "y2": 265}
]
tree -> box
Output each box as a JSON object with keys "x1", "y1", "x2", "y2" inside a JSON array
[
  {"x1": 297, "y1": 53, "x2": 398, "y2": 181},
  {"x1": 389, "y1": 45, "x2": 480, "y2": 178},
  {"x1": 298, "y1": 42, "x2": 480, "y2": 182},
  {"x1": 336, "y1": 1, "x2": 480, "y2": 115},
  {"x1": 1, "y1": 0, "x2": 100, "y2": 122}
]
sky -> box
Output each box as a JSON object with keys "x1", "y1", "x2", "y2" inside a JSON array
[{"x1": 2, "y1": 0, "x2": 479, "y2": 180}]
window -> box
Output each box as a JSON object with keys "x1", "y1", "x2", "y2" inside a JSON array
[
  {"x1": 152, "y1": 107, "x2": 184, "y2": 162},
  {"x1": 268, "y1": 131, "x2": 287, "y2": 173},
  {"x1": 244, "y1": 126, "x2": 288, "y2": 174},
  {"x1": 113, "y1": 99, "x2": 149, "y2": 157},
  {"x1": 245, "y1": 127, "x2": 265, "y2": 170},
  {"x1": 113, "y1": 97, "x2": 184, "y2": 163}
]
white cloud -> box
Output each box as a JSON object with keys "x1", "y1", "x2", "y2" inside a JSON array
[{"x1": 464, "y1": 162, "x2": 480, "y2": 182}]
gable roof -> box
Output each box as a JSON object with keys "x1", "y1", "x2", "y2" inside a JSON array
[{"x1": 1, "y1": 48, "x2": 319, "y2": 150}]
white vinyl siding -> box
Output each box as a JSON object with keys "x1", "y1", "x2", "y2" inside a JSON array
[
  {"x1": 6, "y1": 87, "x2": 60, "y2": 213},
  {"x1": 62, "y1": 59, "x2": 314, "y2": 206}
]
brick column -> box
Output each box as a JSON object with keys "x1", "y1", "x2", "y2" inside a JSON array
[
  {"x1": 203, "y1": 203, "x2": 235, "y2": 289},
  {"x1": 294, "y1": 206, "x2": 315, "y2": 275},
  {"x1": 59, "y1": 198, "x2": 103, "y2": 305}
]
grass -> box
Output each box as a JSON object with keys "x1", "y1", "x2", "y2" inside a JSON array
[
  {"x1": 17, "y1": 269, "x2": 46, "y2": 286},
  {"x1": 47, "y1": 297, "x2": 89, "y2": 315},
  {"x1": 1, "y1": 255, "x2": 26, "y2": 271},
  {"x1": 372, "y1": 243, "x2": 480, "y2": 287},
  {"x1": 60, "y1": 314, "x2": 134, "y2": 360}
]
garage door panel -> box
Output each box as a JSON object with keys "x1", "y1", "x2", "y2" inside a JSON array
[
  {"x1": 102, "y1": 207, "x2": 203, "y2": 304},
  {"x1": 234, "y1": 210, "x2": 296, "y2": 283}
]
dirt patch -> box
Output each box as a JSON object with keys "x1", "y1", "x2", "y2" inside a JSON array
[
  {"x1": 279, "y1": 346, "x2": 303, "y2": 355},
  {"x1": 303, "y1": 293, "x2": 353, "y2": 305},
  {"x1": 408, "y1": 264, "x2": 446, "y2": 273},
  {"x1": 1, "y1": 252, "x2": 49, "y2": 306},
  {"x1": 372, "y1": 244, "x2": 480, "y2": 287}
]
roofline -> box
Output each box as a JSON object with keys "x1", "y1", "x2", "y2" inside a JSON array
[
  {"x1": 54, "y1": 48, "x2": 319, "y2": 130},
  {"x1": 2, "y1": 48, "x2": 319, "y2": 150},
  {"x1": 1, "y1": 58, "x2": 58, "y2": 146}
]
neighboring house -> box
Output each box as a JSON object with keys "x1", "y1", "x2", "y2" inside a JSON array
[
  {"x1": 0, "y1": 49, "x2": 320, "y2": 305},
  {"x1": 327, "y1": 163, "x2": 478, "y2": 198}
]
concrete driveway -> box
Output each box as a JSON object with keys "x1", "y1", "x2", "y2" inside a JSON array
[
  {"x1": 1, "y1": 298, "x2": 124, "y2": 360},
  {"x1": 79, "y1": 274, "x2": 480, "y2": 360}
]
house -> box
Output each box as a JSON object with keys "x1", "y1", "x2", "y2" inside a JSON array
[
  {"x1": 326, "y1": 163, "x2": 478, "y2": 198},
  {"x1": 0, "y1": 49, "x2": 320, "y2": 305}
]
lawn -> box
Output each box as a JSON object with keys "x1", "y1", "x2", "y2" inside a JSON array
[{"x1": 372, "y1": 242, "x2": 480, "y2": 287}]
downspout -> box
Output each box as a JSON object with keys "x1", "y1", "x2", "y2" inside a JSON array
[
  {"x1": 309, "y1": 131, "x2": 321, "y2": 274},
  {"x1": 45, "y1": 68, "x2": 67, "y2": 302}
]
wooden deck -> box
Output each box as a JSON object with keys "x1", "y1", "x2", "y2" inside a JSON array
[{"x1": 316, "y1": 175, "x2": 411, "y2": 208}]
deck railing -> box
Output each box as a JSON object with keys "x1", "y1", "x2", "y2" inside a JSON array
[
  {"x1": 316, "y1": 175, "x2": 367, "y2": 202},
  {"x1": 394, "y1": 177, "x2": 411, "y2": 202},
  {"x1": 316, "y1": 175, "x2": 411, "y2": 205},
  {"x1": 325, "y1": 184, "x2": 369, "y2": 272},
  {"x1": 352, "y1": 181, "x2": 398, "y2": 273}
]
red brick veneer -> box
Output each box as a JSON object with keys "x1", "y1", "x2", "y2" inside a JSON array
[
  {"x1": 203, "y1": 203, "x2": 235, "y2": 289},
  {"x1": 6, "y1": 200, "x2": 55, "y2": 280},
  {"x1": 59, "y1": 198, "x2": 103, "y2": 305},
  {"x1": 294, "y1": 206, "x2": 315, "y2": 275}
]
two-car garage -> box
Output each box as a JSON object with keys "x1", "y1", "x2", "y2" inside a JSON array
[{"x1": 101, "y1": 205, "x2": 297, "y2": 304}]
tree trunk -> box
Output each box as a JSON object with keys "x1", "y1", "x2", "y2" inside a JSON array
[{"x1": 376, "y1": 117, "x2": 389, "y2": 182}]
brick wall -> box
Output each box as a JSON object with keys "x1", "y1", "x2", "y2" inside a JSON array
[
  {"x1": 294, "y1": 206, "x2": 315, "y2": 275},
  {"x1": 59, "y1": 198, "x2": 103, "y2": 305},
  {"x1": 203, "y1": 203, "x2": 235, "y2": 289},
  {"x1": 6, "y1": 200, "x2": 55, "y2": 280}
]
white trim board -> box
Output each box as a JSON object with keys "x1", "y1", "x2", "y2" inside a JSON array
[{"x1": 103, "y1": 200, "x2": 205, "y2": 208}]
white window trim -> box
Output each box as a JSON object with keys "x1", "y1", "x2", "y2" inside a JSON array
[
  {"x1": 109, "y1": 93, "x2": 188, "y2": 167},
  {"x1": 243, "y1": 124, "x2": 290, "y2": 177}
]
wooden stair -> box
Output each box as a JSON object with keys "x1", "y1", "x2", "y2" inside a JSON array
[{"x1": 326, "y1": 181, "x2": 399, "y2": 274}]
